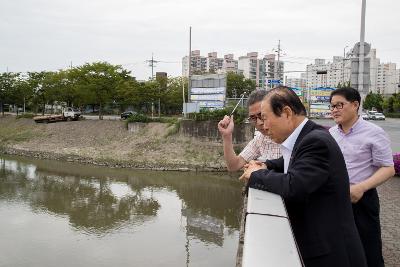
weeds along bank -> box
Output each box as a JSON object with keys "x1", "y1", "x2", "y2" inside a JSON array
[{"x1": 0, "y1": 115, "x2": 243, "y2": 171}]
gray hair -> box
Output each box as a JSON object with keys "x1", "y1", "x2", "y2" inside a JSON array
[{"x1": 247, "y1": 89, "x2": 268, "y2": 107}]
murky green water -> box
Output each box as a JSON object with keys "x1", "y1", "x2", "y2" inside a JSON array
[{"x1": 0, "y1": 155, "x2": 243, "y2": 267}]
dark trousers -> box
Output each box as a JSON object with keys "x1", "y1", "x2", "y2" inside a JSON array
[{"x1": 352, "y1": 188, "x2": 384, "y2": 267}]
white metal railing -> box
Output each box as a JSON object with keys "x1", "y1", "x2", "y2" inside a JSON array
[{"x1": 241, "y1": 188, "x2": 303, "y2": 267}]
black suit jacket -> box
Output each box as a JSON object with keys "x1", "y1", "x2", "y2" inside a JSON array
[{"x1": 249, "y1": 120, "x2": 367, "y2": 267}]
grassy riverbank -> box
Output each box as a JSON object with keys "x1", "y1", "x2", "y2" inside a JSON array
[{"x1": 0, "y1": 115, "x2": 229, "y2": 171}]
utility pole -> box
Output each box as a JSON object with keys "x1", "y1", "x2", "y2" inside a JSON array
[
  {"x1": 358, "y1": 0, "x2": 366, "y2": 113},
  {"x1": 188, "y1": 26, "x2": 192, "y2": 102},
  {"x1": 146, "y1": 53, "x2": 159, "y2": 80},
  {"x1": 146, "y1": 54, "x2": 160, "y2": 116},
  {"x1": 277, "y1": 39, "x2": 281, "y2": 81},
  {"x1": 273, "y1": 40, "x2": 282, "y2": 88}
]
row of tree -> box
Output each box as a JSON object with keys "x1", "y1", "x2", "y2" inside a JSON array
[
  {"x1": 0, "y1": 62, "x2": 256, "y2": 119},
  {"x1": 363, "y1": 92, "x2": 400, "y2": 113}
]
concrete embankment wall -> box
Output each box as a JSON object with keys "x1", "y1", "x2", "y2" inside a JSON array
[
  {"x1": 128, "y1": 120, "x2": 254, "y2": 144},
  {"x1": 179, "y1": 120, "x2": 254, "y2": 144}
]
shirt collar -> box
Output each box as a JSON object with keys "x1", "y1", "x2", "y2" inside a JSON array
[
  {"x1": 281, "y1": 118, "x2": 308, "y2": 152},
  {"x1": 338, "y1": 116, "x2": 363, "y2": 134}
]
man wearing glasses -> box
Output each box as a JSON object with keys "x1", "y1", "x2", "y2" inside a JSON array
[
  {"x1": 217, "y1": 89, "x2": 281, "y2": 171},
  {"x1": 329, "y1": 87, "x2": 395, "y2": 267}
]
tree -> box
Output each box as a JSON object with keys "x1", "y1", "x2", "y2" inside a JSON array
[
  {"x1": 226, "y1": 72, "x2": 256, "y2": 98},
  {"x1": 11, "y1": 74, "x2": 34, "y2": 114},
  {"x1": 363, "y1": 93, "x2": 383, "y2": 111},
  {"x1": 74, "y1": 62, "x2": 132, "y2": 119},
  {"x1": 162, "y1": 77, "x2": 187, "y2": 114},
  {"x1": 0, "y1": 72, "x2": 20, "y2": 115},
  {"x1": 337, "y1": 81, "x2": 351, "y2": 88}
]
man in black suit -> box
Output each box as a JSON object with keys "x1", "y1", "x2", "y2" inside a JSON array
[{"x1": 240, "y1": 86, "x2": 367, "y2": 267}]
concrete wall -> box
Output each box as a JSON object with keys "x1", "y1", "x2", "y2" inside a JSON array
[
  {"x1": 180, "y1": 120, "x2": 254, "y2": 144},
  {"x1": 127, "y1": 122, "x2": 146, "y2": 133}
]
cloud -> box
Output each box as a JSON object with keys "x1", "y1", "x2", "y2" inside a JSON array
[{"x1": 0, "y1": 0, "x2": 398, "y2": 79}]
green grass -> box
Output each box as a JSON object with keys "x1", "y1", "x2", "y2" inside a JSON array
[
  {"x1": 16, "y1": 113, "x2": 35, "y2": 119},
  {"x1": 0, "y1": 127, "x2": 34, "y2": 144},
  {"x1": 164, "y1": 120, "x2": 181, "y2": 137}
]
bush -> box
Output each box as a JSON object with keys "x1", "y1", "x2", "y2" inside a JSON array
[
  {"x1": 126, "y1": 113, "x2": 151, "y2": 123},
  {"x1": 384, "y1": 113, "x2": 400, "y2": 118},
  {"x1": 394, "y1": 153, "x2": 400, "y2": 177},
  {"x1": 16, "y1": 113, "x2": 35, "y2": 119},
  {"x1": 188, "y1": 107, "x2": 247, "y2": 124},
  {"x1": 126, "y1": 114, "x2": 178, "y2": 124}
]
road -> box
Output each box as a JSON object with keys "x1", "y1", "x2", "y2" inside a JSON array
[{"x1": 82, "y1": 115, "x2": 121, "y2": 121}]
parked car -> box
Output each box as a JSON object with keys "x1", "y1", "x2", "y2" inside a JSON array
[
  {"x1": 367, "y1": 110, "x2": 377, "y2": 120},
  {"x1": 121, "y1": 111, "x2": 137, "y2": 119},
  {"x1": 64, "y1": 107, "x2": 81, "y2": 120},
  {"x1": 361, "y1": 112, "x2": 369, "y2": 120},
  {"x1": 373, "y1": 112, "x2": 385, "y2": 120}
]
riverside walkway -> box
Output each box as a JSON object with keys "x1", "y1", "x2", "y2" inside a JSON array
[{"x1": 379, "y1": 177, "x2": 400, "y2": 267}]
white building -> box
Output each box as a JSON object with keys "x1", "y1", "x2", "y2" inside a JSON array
[
  {"x1": 306, "y1": 57, "x2": 350, "y2": 89},
  {"x1": 223, "y1": 54, "x2": 238, "y2": 73},
  {"x1": 260, "y1": 54, "x2": 284, "y2": 89},
  {"x1": 237, "y1": 52, "x2": 284, "y2": 89},
  {"x1": 183, "y1": 50, "x2": 284, "y2": 89},
  {"x1": 238, "y1": 52, "x2": 259, "y2": 86},
  {"x1": 206, "y1": 52, "x2": 224, "y2": 74},
  {"x1": 182, "y1": 50, "x2": 207, "y2": 76},
  {"x1": 286, "y1": 77, "x2": 306, "y2": 89},
  {"x1": 182, "y1": 51, "x2": 238, "y2": 76},
  {"x1": 305, "y1": 48, "x2": 399, "y2": 96}
]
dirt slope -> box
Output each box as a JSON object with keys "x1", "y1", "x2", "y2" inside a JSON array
[{"x1": 0, "y1": 116, "x2": 228, "y2": 171}]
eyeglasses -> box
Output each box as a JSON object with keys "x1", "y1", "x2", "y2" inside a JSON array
[
  {"x1": 247, "y1": 112, "x2": 262, "y2": 123},
  {"x1": 328, "y1": 102, "x2": 349, "y2": 111}
]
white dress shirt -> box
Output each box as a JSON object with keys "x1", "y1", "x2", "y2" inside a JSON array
[{"x1": 280, "y1": 118, "x2": 308, "y2": 173}]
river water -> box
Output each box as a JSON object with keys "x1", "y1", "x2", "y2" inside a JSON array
[{"x1": 0, "y1": 155, "x2": 243, "y2": 267}]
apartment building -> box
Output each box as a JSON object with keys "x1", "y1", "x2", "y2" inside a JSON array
[
  {"x1": 286, "y1": 77, "x2": 306, "y2": 89},
  {"x1": 223, "y1": 54, "x2": 238, "y2": 73},
  {"x1": 182, "y1": 50, "x2": 207, "y2": 76},
  {"x1": 262, "y1": 54, "x2": 284, "y2": 89},
  {"x1": 182, "y1": 51, "x2": 239, "y2": 76},
  {"x1": 306, "y1": 57, "x2": 350, "y2": 89},
  {"x1": 238, "y1": 52, "x2": 259, "y2": 84},
  {"x1": 305, "y1": 48, "x2": 399, "y2": 95},
  {"x1": 182, "y1": 50, "x2": 284, "y2": 89}
]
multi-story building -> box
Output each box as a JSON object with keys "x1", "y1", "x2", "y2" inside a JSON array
[
  {"x1": 237, "y1": 52, "x2": 284, "y2": 89},
  {"x1": 263, "y1": 54, "x2": 284, "y2": 89},
  {"x1": 306, "y1": 57, "x2": 349, "y2": 89},
  {"x1": 397, "y1": 69, "x2": 400, "y2": 94},
  {"x1": 238, "y1": 52, "x2": 259, "y2": 86},
  {"x1": 223, "y1": 54, "x2": 238, "y2": 73},
  {"x1": 368, "y1": 49, "x2": 398, "y2": 95},
  {"x1": 206, "y1": 52, "x2": 224, "y2": 73},
  {"x1": 183, "y1": 51, "x2": 284, "y2": 89},
  {"x1": 286, "y1": 77, "x2": 306, "y2": 89},
  {"x1": 305, "y1": 48, "x2": 399, "y2": 96},
  {"x1": 182, "y1": 51, "x2": 238, "y2": 76},
  {"x1": 182, "y1": 50, "x2": 207, "y2": 76}
]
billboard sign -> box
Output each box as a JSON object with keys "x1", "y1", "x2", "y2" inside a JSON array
[{"x1": 190, "y1": 74, "x2": 227, "y2": 110}]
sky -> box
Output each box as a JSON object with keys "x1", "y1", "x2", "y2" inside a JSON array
[{"x1": 1, "y1": 0, "x2": 399, "y2": 80}]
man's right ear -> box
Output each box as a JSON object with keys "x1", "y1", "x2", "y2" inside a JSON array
[{"x1": 282, "y1": 106, "x2": 293, "y2": 119}]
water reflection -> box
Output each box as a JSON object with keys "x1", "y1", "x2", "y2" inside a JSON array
[{"x1": 0, "y1": 155, "x2": 242, "y2": 266}]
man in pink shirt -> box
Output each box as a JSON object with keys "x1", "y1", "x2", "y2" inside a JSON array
[
  {"x1": 329, "y1": 87, "x2": 395, "y2": 267},
  {"x1": 218, "y1": 90, "x2": 281, "y2": 171}
]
